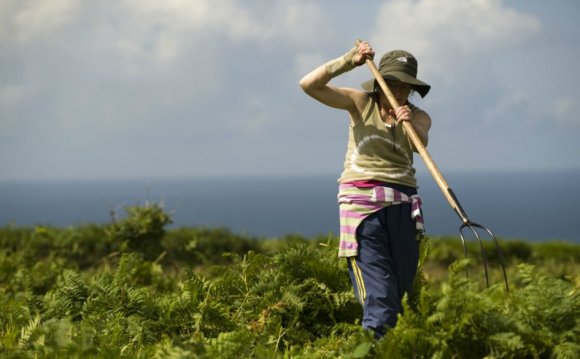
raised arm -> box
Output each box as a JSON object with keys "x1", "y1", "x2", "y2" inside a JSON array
[{"x1": 299, "y1": 42, "x2": 375, "y2": 122}]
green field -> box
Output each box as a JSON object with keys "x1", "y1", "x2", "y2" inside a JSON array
[{"x1": 1, "y1": 203, "x2": 578, "y2": 358}]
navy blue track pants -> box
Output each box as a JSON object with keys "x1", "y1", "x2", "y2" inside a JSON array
[{"x1": 346, "y1": 186, "x2": 421, "y2": 338}]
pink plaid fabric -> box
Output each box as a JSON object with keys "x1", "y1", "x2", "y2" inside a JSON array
[{"x1": 337, "y1": 183, "x2": 424, "y2": 257}]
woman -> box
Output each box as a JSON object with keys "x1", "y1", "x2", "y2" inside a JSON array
[{"x1": 299, "y1": 40, "x2": 431, "y2": 338}]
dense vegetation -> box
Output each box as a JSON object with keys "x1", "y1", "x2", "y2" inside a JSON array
[{"x1": 1, "y1": 203, "x2": 578, "y2": 358}]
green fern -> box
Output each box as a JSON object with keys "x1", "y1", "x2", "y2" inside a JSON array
[
  {"x1": 1, "y1": 220, "x2": 579, "y2": 358},
  {"x1": 17, "y1": 315, "x2": 41, "y2": 349},
  {"x1": 43, "y1": 269, "x2": 88, "y2": 321}
]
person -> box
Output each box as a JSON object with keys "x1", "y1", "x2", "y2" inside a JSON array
[{"x1": 298, "y1": 40, "x2": 432, "y2": 338}]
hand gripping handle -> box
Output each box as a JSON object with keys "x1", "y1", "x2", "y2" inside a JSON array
[{"x1": 355, "y1": 39, "x2": 469, "y2": 223}]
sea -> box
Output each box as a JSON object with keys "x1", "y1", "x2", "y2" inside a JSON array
[{"x1": 1, "y1": 170, "x2": 578, "y2": 243}]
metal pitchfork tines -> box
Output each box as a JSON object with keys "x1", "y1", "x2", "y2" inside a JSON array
[{"x1": 357, "y1": 40, "x2": 509, "y2": 291}]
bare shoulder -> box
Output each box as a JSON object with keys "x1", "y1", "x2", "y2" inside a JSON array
[
  {"x1": 351, "y1": 89, "x2": 372, "y2": 110},
  {"x1": 314, "y1": 85, "x2": 369, "y2": 113}
]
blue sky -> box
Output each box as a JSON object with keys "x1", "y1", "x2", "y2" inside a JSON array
[{"x1": 1, "y1": 0, "x2": 579, "y2": 181}]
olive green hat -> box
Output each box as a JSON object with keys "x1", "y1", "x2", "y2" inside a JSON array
[{"x1": 361, "y1": 50, "x2": 431, "y2": 98}]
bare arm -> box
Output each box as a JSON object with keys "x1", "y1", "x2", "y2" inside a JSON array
[
  {"x1": 392, "y1": 106, "x2": 431, "y2": 151},
  {"x1": 412, "y1": 111, "x2": 431, "y2": 148},
  {"x1": 299, "y1": 42, "x2": 375, "y2": 123},
  {"x1": 407, "y1": 110, "x2": 432, "y2": 151}
]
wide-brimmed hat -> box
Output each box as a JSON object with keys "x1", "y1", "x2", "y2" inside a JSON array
[{"x1": 361, "y1": 50, "x2": 430, "y2": 98}]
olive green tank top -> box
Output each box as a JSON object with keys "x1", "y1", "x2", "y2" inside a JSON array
[{"x1": 338, "y1": 95, "x2": 422, "y2": 188}]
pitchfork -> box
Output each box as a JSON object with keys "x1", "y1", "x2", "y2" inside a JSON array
[{"x1": 357, "y1": 40, "x2": 509, "y2": 291}]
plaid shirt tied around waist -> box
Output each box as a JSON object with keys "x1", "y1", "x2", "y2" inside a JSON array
[{"x1": 337, "y1": 183, "x2": 424, "y2": 258}]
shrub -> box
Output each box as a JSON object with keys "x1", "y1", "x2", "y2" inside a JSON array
[{"x1": 106, "y1": 202, "x2": 172, "y2": 260}]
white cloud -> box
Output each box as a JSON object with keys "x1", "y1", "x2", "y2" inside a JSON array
[
  {"x1": 0, "y1": 0, "x2": 80, "y2": 43},
  {"x1": 370, "y1": 0, "x2": 541, "y2": 82},
  {"x1": 2, "y1": 0, "x2": 328, "y2": 75},
  {"x1": 114, "y1": 0, "x2": 327, "y2": 64},
  {"x1": 363, "y1": 0, "x2": 545, "y2": 134},
  {"x1": 0, "y1": 0, "x2": 334, "y2": 179},
  {"x1": 3, "y1": 0, "x2": 576, "y2": 181}
]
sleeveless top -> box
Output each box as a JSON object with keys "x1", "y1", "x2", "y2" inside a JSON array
[{"x1": 338, "y1": 95, "x2": 423, "y2": 188}]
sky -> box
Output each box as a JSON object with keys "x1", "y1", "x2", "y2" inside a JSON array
[{"x1": 1, "y1": 0, "x2": 579, "y2": 181}]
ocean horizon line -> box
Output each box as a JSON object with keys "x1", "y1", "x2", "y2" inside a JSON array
[{"x1": 1, "y1": 167, "x2": 579, "y2": 184}]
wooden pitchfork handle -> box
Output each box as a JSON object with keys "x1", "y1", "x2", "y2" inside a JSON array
[{"x1": 356, "y1": 40, "x2": 470, "y2": 224}]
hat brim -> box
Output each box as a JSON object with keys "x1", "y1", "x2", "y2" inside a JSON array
[{"x1": 361, "y1": 72, "x2": 431, "y2": 98}]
